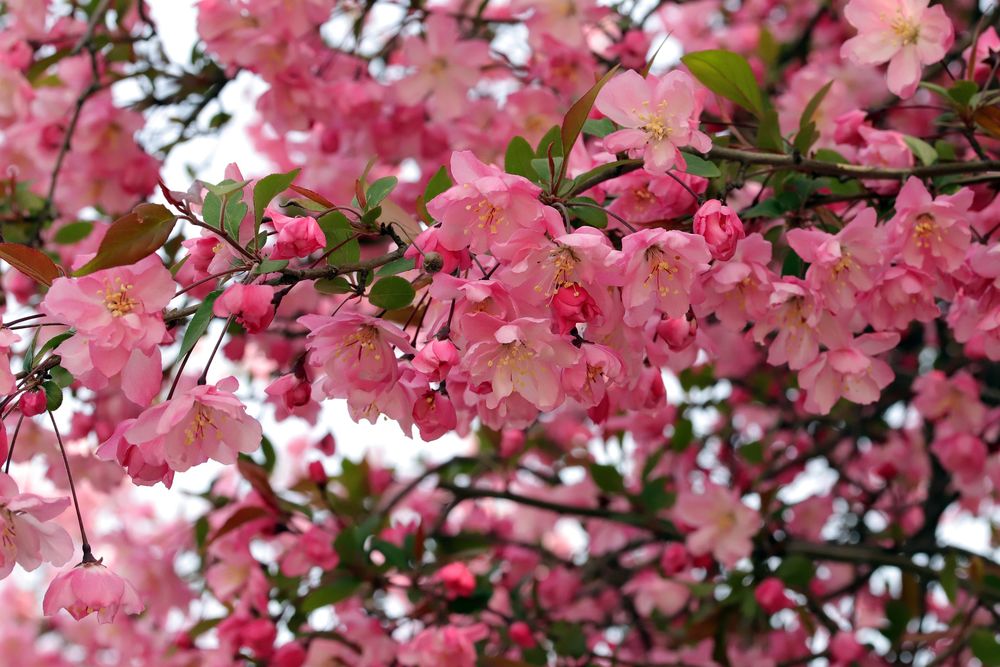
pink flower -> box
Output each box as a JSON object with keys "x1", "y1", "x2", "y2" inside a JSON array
[
  {"x1": 95, "y1": 418, "x2": 174, "y2": 488},
  {"x1": 395, "y1": 14, "x2": 492, "y2": 120},
  {"x1": 43, "y1": 561, "x2": 144, "y2": 624},
  {"x1": 787, "y1": 208, "x2": 884, "y2": 313},
  {"x1": 550, "y1": 284, "x2": 602, "y2": 334},
  {"x1": 605, "y1": 169, "x2": 707, "y2": 224},
  {"x1": 405, "y1": 227, "x2": 471, "y2": 275},
  {"x1": 18, "y1": 389, "x2": 46, "y2": 417},
  {"x1": 434, "y1": 562, "x2": 475, "y2": 599},
  {"x1": 427, "y1": 151, "x2": 562, "y2": 259},
  {"x1": 596, "y1": 69, "x2": 712, "y2": 173},
  {"x1": 213, "y1": 284, "x2": 276, "y2": 333},
  {"x1": 412, "y1": 339, "x2": 459, "y2": 383},
  {"x1": 0, "y1": 472, "x2": 73, "y2": 578},
  {"x1": 620, "y1": 228, "x2": 711, "y2": 326},
  {"x1": 120, "y1": 377, "x2": 262, "y2": 473},
  {"x1": 624, "y1": 570, "x2": 690, "y2": 617},
  {"x1": 755, "y1": 577, "x2": 794, "y2": 614},
  {"x1": 751, "y1": 279, "x2": 846, "y2": 370},
  {"x1": 886, "y1": 177, "x2": 973, "y2": 273},
  {"x1": 913, "y1": 370, "x2": 986, "y2": 435},
  {"x1": 674, "y1": 483, "x2": 760, "y2": 568},
  {"x1": 40, "y1": 255, "x2": 174, "y2": 405},
  {"x1": 269, "y1": 210, "x2": 325, "y2": 260},
  {"x1": 841, "y1": 0, "x2": 954, "y2": 98},
  {"x1": 412, "y1": 390, "x2": 458, "y2": 441},
  {"x1": 857, "y1": 126, "x2": 914, "y2": 193},
  {"x1": 656, "y1": 315, "x2": 697, "y2": 351},
  {"x1": 697, "y1": 233, "x2": 774, "y2": 329},
  {"x1": 693, "y1": 199, "x2": 745, "y2": 261},
  {"x1": 860, "y1": 264, "x2": 939, "y2": 330},
  {"x1": 797, "y1": 332, "x2": 899, "y2": 414},
  {"x1": 931, "y1": 433, "x2": 987, "y2": 490},
  {"x1": 300, "y1": 312, "x2": 415, "y2": 399},
  {"x1": 398, "y1": 624, "x2": 489, "y2": 667},
  {"x1": 464, "y1": 314, "x2": 579, "y2": 412},
  {"x1": 0, "y1": 329, "x2": 20, "y2": 395}
]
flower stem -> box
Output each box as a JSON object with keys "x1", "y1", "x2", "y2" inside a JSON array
[{"x1": 48, "y1": 410, "x2": 90, "y2": 556}]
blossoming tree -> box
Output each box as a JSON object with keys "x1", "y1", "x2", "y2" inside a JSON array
[{"x1": 0, "y1": 0, "x2": 999, "y2": 665}]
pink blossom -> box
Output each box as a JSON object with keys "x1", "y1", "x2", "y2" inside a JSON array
[
  {"x1": 412, "y1": 390, "x2": 458, "y2": 441},
  {"x1": 427, "y1": 151, "x2": 563, "y2": 259},
  {"x1": 0, "y1": 329, "x2": 19, "y2": 396},
  {"x1": 841, "y1": 0, "x2": 954, "y2": 98},
  {"x1": 693, "y1": 199, "x2": 745, "y2": 261},
  {"x1": 674, "y1": 484, "x2": 760, "y2": 568},
  {"x1": 605, "y1": 169, "x2": 707, "y2": 224},
  {"x1": 697, "y1": 233, "x2": 774, "y2": 329},
  {"x1": 624, "y1": 570, "x2": 690, "y2": 617},
  {"x1": 281, "y1": 526, "x2": 339, "y2": 577},
  {"x1": 0, "y1": 472, "x2": 73, "y2": 578},
  {"x1": 887, "y1": 177, "x2": 973, "y2": 273},
  {"x1": 120, "y1": 377, "x2": 262, "y2": 473},
  {"x1": 268, "y1": 210, "x2": 325, "y2": 260},
  {"x1": 43, "y1": 561, "x2": 144, "y2": 624},
  {"x1": 596, "y1": 69, "x2": 712, "y2": 173},
  {"x1": 751, "y1": 278, "x2": 842, "y2": 370},
  {"x1": 931, "y1": 433, "x2": 987, "y2": 490},
  {"x1": 656, "y1": 316, "x2": 697, "y2": 351},
  {"x1": 434, "y1": 562, "x2": 476, "y2": 599},
  {"x1": 860, "y1": 263, "x2": 939, "y2": 330},
  {"x1": 411, "y1": 339, "x2": 459, "y2": 383},
  {"x1": 857, "y1": 126, "x2": 914, "y2": 193},
  {"x1": 913, "y1": 370, "x2": 986, "y2": 435},
  {"x1": 18, "y1": 389, "x2": 46, "y2": 417},
  {"x1": 797, "y1": 332, "x2": 899, "y2": 414},
  {"x1": 300, "y1": 312, "x2": 415, "y2": 399},
  {"x1": 755, "y1": 577, "x2": 793, "y2": 614},
  {"x1": 398, "y1": 624, "x2": 489, "y2": 667},
  {"x1": 95, "y1": 418, "x2": 174, "y2": 488},
  {"x1": 550, "y1": 283, "x2": 602, "y2": 333},
  {"x1": 620, "y1": 228, "x2": 711, "y2": 326},
  {"x1": 395, "y1": 14, "x2": 492, "y2": 120},
  {"x1": 405, "y1": 227, "x2": 471, "y2": 275},
  {"x1": 213, "y1": 284, "x2": 276, "y2": 333}
]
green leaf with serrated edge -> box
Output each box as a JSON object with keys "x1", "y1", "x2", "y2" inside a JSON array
[
  {"x1": 317, "y1": 212, "x2": 360, "y2": 265},
  {"x1": 559, "y1": 65, "x2": 619, "y2": 182},
  {"x1": 682, "y1": 50, "x2": 766, "y2": 117},
  {"x1": 368, "y1": 276, "x2": 415, "y2": 310},
  {"x1": 504, "y1": 136, "x2": 535, "y2": 179},
  {"x1": 365, "y1": 176, "x2": 397, "y2": 211},
  {"x1": 680, "y1": 151, "x2": 721, "y2": 178},
  {"x1": 177, "y1": 290, "x2": 222, "y2": 360},
  {"x1": 223, "y1": 197, "x2": 248, "y2": 243},
  {"x1": 53, "y1": 221, "x2": 93, "y2": 244}
]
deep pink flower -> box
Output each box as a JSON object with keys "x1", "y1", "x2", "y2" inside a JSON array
[
  {"x1": 412, "y1": 390, "x2": 458, "y2": 441},
  {"x1": 693, "y1": 199, "x2": 745, "y2": 261},
  {"x1": 596, "y1": 69, "x2": 712, "y2": 173},
  {"x1": 120, "y1": 377, "x2": 262, "y2": 473},
  {"x1": 697, "y1": 233, "x2": 774, "y2": 329},
  {"x1": 213, "y1": 284, "x2": 277, "y2": 333},
  {"x1": 0, "y1": 472, "x2": 73, "y2": 578},
  {"x1": 18, "y1": 389, "x2": 46, "y2": 417},
  {"x1": 756, "y1": 577, "x2": 793, "y2": 614},
  {"x1": 269, "y1": 210, "x2": 325, "y2": 260},
  {"x1": 434, "y1": 562, "x2": 476, "y2": 599},
  {"x1": 841, "y1": 0, "x2": 954, "y2": 98},
  {"x1": 43, "y1": 561, "x2": 144, "y2": 624},
  {"x1": 550, "y1": 283, "x2": 602, "y2": 334}
]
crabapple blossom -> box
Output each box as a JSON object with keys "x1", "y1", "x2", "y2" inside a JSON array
[
  {"x1": 692, "y1": 199, "x2": 745, "y2": 261},
  {"x1": 620, "y1": 228, "x2": 711, "y2": 325},
  {"x1": 43, "y1": 561, "x2": 144, "y2": 624},
  {"x1": 674, "y1": 484, "x2": 760, "y2": 568},
  {"x1": 0, "y1": 473, "x2": 73, "y2": 579}
]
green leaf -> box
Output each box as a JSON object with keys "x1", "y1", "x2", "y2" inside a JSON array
[
  {"x1": 301, "y1": 577, "x2": 362, "y2": 613},
  {"x1": 971, "y1": 629, "x2": 1000, "y2": 666},
  {"x1": 376, "y1": 258, "x2": 416, "y2": 276},
  {"x1": 49, "y1": 365, "x2": 74, "y2": 388},
  {"x1": 582, "y1": 118, "x2": 616, "y2": 137},
  {"x1": 75, "y1": 204, "x2": 177, "y2": 276},
  {"x1": 424, "y1": 166, "x2": 452, "y2": 203},
  {"x1": 813, "y1": 148, "x2": 848, "y2": 163},
  {"x1": 368, "y1": 276, "x2": 415, "y2": 310},
  {"x1": 534, "y1": 125, "x2": 563, "y2": 159},
  {"x1": 203, "y1": 178, "x2": 250, "y2": 197},
  {"x1": 568, "y1": 197, "x2": 608, "y2": 229},
  {"x1": 252, "y1": 169, "x2": 300, "y2": 226},
  {"x1": 365, "y1": 176, "x2": 397, "y2": 210},
  {"x1": 54, "y1": 221, "x2": 93, "y2": 244},
  {"x1": 757, "y1": 108, "x2": 784, "y2": 152},
  {"x1": 315, "y1": 277, "x2": 353, "y2": 294},
  {"x1": 794, "y1": 81, "x2": 833, "y2": 154},
  {"x1": 590, "y1": 463, "x2": 626, "y2": 494},
  {"x1": 43, "y1": 381, "x2": 62, "y2": 411},
  {"x1": 317, "y1": 212, "x2": 360, "y2": 266},
  {"x1": 948, "y1": 80, "x2": 979, "y2": 107},
  {"x1": 223, "y1": 198, "x2": 249, "y2": 243},
  {"x1": 776, "y1": 554, "x2": 814, "y2": 588},
  {"x1": 202, "y1": 192, "x2": 222, "y2": 230},
  {"x1": 559, "y1": 65, "x2": 619, "y2": 182},
  {"x1": 682, "y1": 50, "x2": 766, "y2": 118},
  {"x1": 531, "y1": 157, "x2": 560, "y2": 184},
  {"x1": 903, "y1": 135, "x2": 938, "y2": 167},
  {"x1": 781, "y1": 248, "x2": 806, "y2": 278},
  {"x1": 940, "y1": 552, "x2": 958, "y2": 604},
  {"x1": 36, "y1": 331, "x2": 74, "y2": 360},
  {"x1": 505, "y1": 136, "x2": 535, "y2": 179},
  {"x1": 740, "y1": 441, "x2": 764, "y2": 465},
  {"x1": 177, "y1": 290, "x2": 222, "y2": 360},
  {"x1": 254, "y1": 259, "x2": 288, "y2": 274},
  {"x1": 680, "y1": 151, "x2": 721, "y2": 178}
]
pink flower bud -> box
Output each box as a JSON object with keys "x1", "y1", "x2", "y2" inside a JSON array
[
  {"x1": 412, "y1": 339, "x2": 459, "y2": 382},
  {"x1": 509, "y1": 622, "x2": 535, "y2": 648},
  {"x1": 754, "y1": 577, "x2": 793, "y2": 614},
  {"x1": 500, "y1": 429, "x2": 526, "y2": 457},
  {"x1": 693, "y1": 199, "x2": 744, "y2": 261},
  {"x1": 269, "y1": 211, "x2": 326, "y2": 260},
  {"x1": 435, "y1": 562, "x2": 476, "y2": 599},
  {"x1": 660, "y1": 543, "x2": 689, "y2": 575},
  {"x1": 19, "y1": 389, "x2": 47, "y2": 417},
  {"x1": 551, "y1": 283, "x2": 601, "y2": 334},
  {"x1": 317, "y1": 433, "x2": 336, "y2": 455},
  {"x1": 656, "y1": 316, "x2": 697, "y2": 351},
  {"x1": 308, "y1": 461, "x2": 327, "y2": 484},
  {"x1": 213, "y1": 284, "x2": 276, "y2": 334}
]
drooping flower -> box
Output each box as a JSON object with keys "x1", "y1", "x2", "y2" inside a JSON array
[
  {"x1": 595, "y1": 69, "x2": 712, "y2": 173},
  {"x1": 119, "y1": 377, "x2": 262, "y2": 473},
  {"x1": 43, "y1": 560, "x2": 144, "y2": 624},
  {"x1": 841, "y1": 0, "x2": 954, "y2": 98},
  {"x1": 0, "y1": 472, "x2": 73, "y2": 579},
  {"x1": 674, "y1": 483, "x2": 760, "y2": 568}
]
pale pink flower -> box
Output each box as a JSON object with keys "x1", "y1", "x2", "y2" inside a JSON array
[
  {"x1": 693, "y1": 199, "x2": 745, "y2": 261},
  {"x1": 620, "y1": 228, "x2": 711, "y2": 326},
  {"x1": 913, "y1": 370, "x2": 986, "y2": 435},
  {"x1": 95, "y1": 418, "x2": 174, "y2": 488},
  {"x1": 411, "y1": 339, "x2": 459, "y2": 383},
  {"x1": 797, "y1": 333, "x2": 900, "y2": 414},
  {"x1": 624, "y1": 570, "x2": 690, "y2": 617},
  {"x1": 857, "y1": 126, "x2": 914, "y2": 193},
  {"x1": 605, "y1": 169, "x2": 707, "y2": 224},
  {"x1": 300, "y1": 312, "x2": 415, "y2": 399},
  {"x1": 751, "y1": 278, "x2": 844, "y2": 370},
  {"x1": 43, "y1": 561, "x2": 144, "y2": 624},
  {"x1": 395, "y1": 14, "x2": 492, "y2": 120},
  {"x1": 412, "y1": 390, "x2": 458, "y2": 441},
  {"x1": 860, "y1": 263, "x2": 939, "y2": 330},
  {"x1": 0, "y1": 472, "x2": 73, "y2": 578},
  {"x1": 268, "y1": 210, "x2": 325, "y2": 260},
  {"x1": 427, "y1": 151, "x2": 563, "y2": 259},
  {"x1": 213, "y1": 284, "x2": 276, "y2": 333},
  {"x1": 398, "y1": 624, "x2": 489, "y2": 667},
  {"x1": 886, "y1": 177, "x2": 973, "y2": 273},
  {"x1": 674, "y1": 484, "x2": 760, "y2": 568},
  {"x1": 696, "y1": 233, "x2": 774, "y2": 329},
  {"x1": 0, "y1": 329, "x2": 20, "y2": 396},
  {"x1": 121, "y1": 377, "x2": 262, "y2": 473},
  {"x1": 561, "y1": 343, "x2": 625, "y2": 408},
  {"x1": 596, "y1": 69, "x2": 712, "y2": 173},
  {"x1": 841, "y1": 0, "x2": 954, "y2": 98},
  {"x1": 931, "y1": 433, "x2": 988, "y2": 491}
]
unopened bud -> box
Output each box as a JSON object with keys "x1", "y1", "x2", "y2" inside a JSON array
[{"x1": 422, "y1": 251, "x2": 444, "y2": 274}]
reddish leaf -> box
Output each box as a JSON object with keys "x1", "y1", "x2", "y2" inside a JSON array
[
  {"x1": 289, "y1": 184, "x2": 335, "y2": 208},
  {"x1": 206, "y1": 505, "x2": 272, "y2": 546},
  {"x1": 237, "y1": 457, "x2": 282, "y2": 513},
  {"x1": 558, "y1": 65, "x2": 619, "y2": 183},
  {"x1": 975, "y1": 106, "x2": 1000, "y2": 139},
  {"x1": 0, "y1": 243, "x2": 62, "y2": 286},
  {"x1": 74, "y1": 204, "x2": 177, "y2": 276}
]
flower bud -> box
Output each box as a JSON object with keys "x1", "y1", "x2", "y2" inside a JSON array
[
  {"x1": 656, "y1": 315, "x2": 697, "y2": 351},
  {"x1": 693, "y1": 199, "x2": 744, "y2": 261},
  {"x1": 754, "y1": 577, "x2": 793, "y2": 614},
  {"x1": 19, "y1": 389, "x2": 46, "y2": 417}
]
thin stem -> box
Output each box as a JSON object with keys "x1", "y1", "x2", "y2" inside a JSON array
[
  {"x1": 198, "y1": 314, "x2": 235, "y2": 385},
  {"x1": 3, "y1": 414, "x2": 25, "y2": 474},
  {"x1": 49, "y1": 411, "x2": 92, "y2": 558}
]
